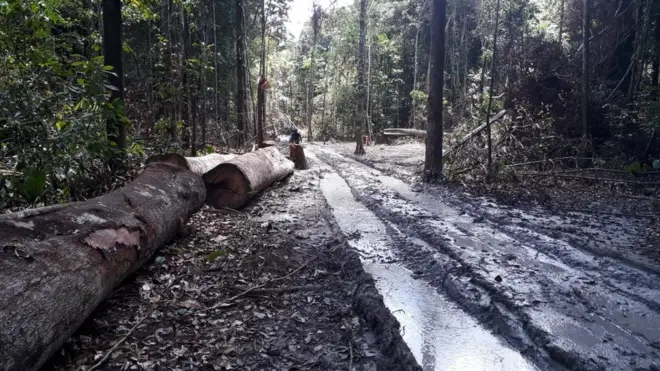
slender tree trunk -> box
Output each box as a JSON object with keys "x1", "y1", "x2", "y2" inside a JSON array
[
  {"x1": 411, "y1": 15, "x2": 422, "y2": 129},
  {"x1": 652, "y1": 9, "x2": 660, "y2": 100},
  {"x1": 581, "y1": 0, "x2": 590, "y2": 139},
  {"x1": 424, "y1": 0, "x2": 446, "y2": 179},
  {"x1": 355, "y1": 0, "x2": 367, "y2": 155},
  {"x1": 147, "y1": 19, "x2": 153, "y2": 137},
  {"x1": 485, "y1": 0, "x2": 501, "y2": 172},
  {"x1": 235, "y1": 0, "x2": 246, "y2": 146},
  {"x1": 102, "y1": 0, "x2": 126, "y2": 163},
  {"x1": 257, "y1": 0, "x2": 266, "y2": 146},
  {"x1": 182, "y1": 9, "x2": 196, "y2": 156},
  {"x1": 306, "y1": 7, "x2": 320, "y2": 142},
  {"x1": 366, "y1": 19, "x2": 373, "y2": 141},
  {"x1": 213, "y1": 1, "x2": 219, "y2": 130}
]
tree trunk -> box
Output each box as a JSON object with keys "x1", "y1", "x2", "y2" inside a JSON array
[
  {"x1": 424, "y1": 0, "x2": 446, "y2": 180},
  {"x1": 0, "y1": 164, "x2": 205, "y2": 371},
  {"x1": 366, "y1": 16, "x2": 373, "y2": 141},
  {"x1": 200, "y1": 9, "x2": 207, "y2": 148},
  {"x1": 355, "y1": 0, "x2": 367, "y2": 155},
  {"x1": 203, "y1": 146, "x2": 294, "y2": 209},
  {"x1": 213, "y1": 0, "x2": 219, "y2": 128},
  {"x1": 485, "y1": 0, "x2": 501, "y2": 171},
  {"x1": 581, "y1": 0, "x2": 590, "y2": 139},
  {"x1": 306, "y1": 7, "x2": 320, "y2": 142},
  {"x1": 102, "y1": 0, "x2": 126, "y2": 158},
  {"x1": 145, "y1": 153, "x2": 236, "y2": 175},
  {"x1": 235, "y1": 0, "x2": 246, "y2": 146},
  {"x1": 257, "y1": 76, "x2": 267, "y2": 146},
  {"x1": 411, "y1": 10, "x2": 423, "y2": 129},
  {"x1": 257, "y1": 0, "x2": 267, "y2": 146},
  {"x1": 182, "y1": 10, "x2": 197, "y2": 156}
]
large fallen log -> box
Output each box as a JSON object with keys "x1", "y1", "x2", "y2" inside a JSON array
[
  {"x1": 0, "y1": 163, "x2": 206, "y2": 371},
  {"x1": 204, "y1": 146, "x2": 294, "y2": 209},
  {"x1": 145, "y1": 153, "x2": 236, "y2": 175}
]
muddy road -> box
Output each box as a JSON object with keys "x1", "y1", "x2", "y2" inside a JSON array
[{"x1": 311, "y1": 143, "x2": 660, "y2": 371}]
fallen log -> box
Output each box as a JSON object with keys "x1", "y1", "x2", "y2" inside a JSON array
[
  {"x1": 0, "y1": 163, "x2": 206, "y2": 371},
  {"x1": 204, "y1": 146, "x2": 294, "y2": 209},
  {"x1": 382, "y1": 128, "x2": 427, "y2": 137},
  {"x1": 289, "y1": 144, "x2": 309, "y2": 170},
  {"x1": 145, "y1": 153, "x2": 236, "y2": 175}
]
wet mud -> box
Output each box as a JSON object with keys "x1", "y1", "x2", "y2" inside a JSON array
[
  {"x1": 312, "y1": 144, "x2": 660, "y2": 371},
  {"x1": 315, "y1": 153, "x2": 539, "y2": 371}
]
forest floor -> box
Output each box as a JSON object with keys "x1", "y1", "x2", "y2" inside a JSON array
[
  {"x1": 43, "y1": 153, "x2": 420, "y2": 371},
  {"x1": 43, "y1": 140, "x2": 660, "y2": 371}
]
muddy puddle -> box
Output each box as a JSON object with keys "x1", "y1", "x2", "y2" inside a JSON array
[{"x1": 319, "y1": 171, "x2": 538, "y2": 371}]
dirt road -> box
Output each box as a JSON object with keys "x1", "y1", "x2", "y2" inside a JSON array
[{"x1": 312, "y1": 142, "x2": 660, "y2": 371}]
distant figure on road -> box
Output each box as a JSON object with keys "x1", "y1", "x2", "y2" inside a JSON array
[{"x1": 289, "y1": 128, "x2": 302, "y2": 144}]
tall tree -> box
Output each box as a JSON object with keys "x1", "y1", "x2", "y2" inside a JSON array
[
  {"x1": 257, "y1": 0, "x2": 267, "y2": 146},
  {"x1": 424, "y1": 0, "x2": 446, "y2": 179},
  {"x1": 306, "y1": 6, "x2": 321, "y2": 142},
  {"x1": 354, "y1": 0, "x2": 367, "y2": 155},
  {"x1": 235, "y1": 0, "x2": 246, "y2": 146},
  {"x1": 102, "y1": 0, "x2": 126, "y2": 159},
  {"x1": 581, "y1": 0, "x2": 590, "y2": 152},
  {"x1": 485, "y1": 0, "x2": 501, "y2": 171}
]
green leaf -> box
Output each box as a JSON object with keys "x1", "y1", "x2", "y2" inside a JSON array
[
  {"x1": 205, "y1": 250, "x2": 227, "y2": 261},
  {"x1": 17, "y1": 168, "x2": 47, "y2": 203}
]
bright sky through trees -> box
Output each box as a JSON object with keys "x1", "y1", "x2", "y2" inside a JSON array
[{"x1": 286, "y1": 0, "x2": 353, "y2": 40}]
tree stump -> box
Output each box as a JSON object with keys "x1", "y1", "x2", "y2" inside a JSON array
[
  {"x1": 0, "y1": 163, "x2": 206, "y2": 371},
  {"x1": 203, "y1": 146, "x2": 294, "y2": 209},
  {"x1": 289, "y1": 144, "x2": 309, "y2": 170}
]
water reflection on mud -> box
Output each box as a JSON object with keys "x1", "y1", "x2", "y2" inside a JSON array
[{"x1": 320, "y1": 172, "x2": 537, "y2": 371}]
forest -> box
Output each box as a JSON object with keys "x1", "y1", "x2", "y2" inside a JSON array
[
  {"x1": 2, "y1": 1, "x2": 660, "y2": 370},
  {"x1": 1, "y1": 0, "x2": 658, "y2": 210}
]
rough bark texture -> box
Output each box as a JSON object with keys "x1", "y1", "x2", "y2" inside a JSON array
[
  {"x1": 289, "y1": 144, "x2": 309, "y2": 170},
  {"x1": 204, "y1": 146, "x2": 294, "y2": 209},
  {"x1": 0, "y1": 163, "x2": 206, "y2": 371},
  {"x1": 145, "y1": 153, "x2": 236, "y2": 176},
  {"x1": 424, "y1": 0, "x2": 446, "y2": 179}
]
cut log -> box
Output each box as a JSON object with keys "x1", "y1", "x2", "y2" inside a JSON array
[
  {"x1": 145, "y1": 153, "x2": 236, "y2": 175},
  {"x1": 289, "y1": 144, "x2": 309, "y2": 170},
  {"x1": 382, "y1": 128, "x2": 427, "y2": 137},
  {"x1": 0, "y1": 163, "x2": 206, "y2": 371},
  {"x1": 203, "y1": 146, "x2": 294, "y2": 209}
]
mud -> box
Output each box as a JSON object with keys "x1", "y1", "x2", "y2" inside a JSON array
[
  {"x1": 315, "y1": 153, "x2": 538, "y2": 370},
  {"x1": 42, "y1": 149, "x2": 420, "y2": 371},
  {"x1": 312, "y1": 143, "x2": 660, "y2": 371}
]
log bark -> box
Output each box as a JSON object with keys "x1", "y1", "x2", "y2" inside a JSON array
[
  {"x1": 0, "y1": 163, "x2": 206, "y2": 371},
  {"x1": 203, "y1": 146, "x2": 294, "y2": 209},
  {"x1": 382, "y1": 128, "x2": 427, "y2": 137},
  {"x1": 145, "y1": 153, "x2": 236, "y2": 175},
  {"x1": 289, "y1": 144, "x2": 309, "y2": 170}
]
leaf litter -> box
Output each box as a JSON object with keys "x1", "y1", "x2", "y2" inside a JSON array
[{"x1": 44, "y1": 158, "x2": 420, "y2": 371}]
